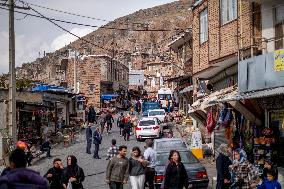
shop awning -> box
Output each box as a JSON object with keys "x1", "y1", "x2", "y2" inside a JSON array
[
  {"x1": 101, "y1": 94, "x2": 119, "y2": 100},
  {"x1": 179, "y1": 85, "x2": 193, "y2": 94},
  {"x1": 188, "y1": 85, "x2": 236, "y2": 113},
  {"x1": 219, "y1": 86, "x2": 284, "y2": 102}
]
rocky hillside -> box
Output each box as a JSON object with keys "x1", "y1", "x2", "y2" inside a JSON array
[{"x1": 15, "y1": 0, "x2": 192, "y2": 84}]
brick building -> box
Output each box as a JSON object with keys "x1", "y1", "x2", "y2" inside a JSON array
[
  {"x1": 191, "y1": 0, "x2": 261, "y2": 94},
  {"x1": 65, "y1": 55, "x2": 129, "y2": 107}
]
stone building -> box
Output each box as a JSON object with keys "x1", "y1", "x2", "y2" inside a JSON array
[
  {"x1": 191, "y1": 0, "x2": 261, "y2": 95},
  {"x1": 65, "y1": 55, "x2": 129, "y2": 107}
]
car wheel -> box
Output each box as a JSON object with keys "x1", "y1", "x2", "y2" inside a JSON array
[{"x1": 136, "y1": 138, "x2": 140, "y2": 142}]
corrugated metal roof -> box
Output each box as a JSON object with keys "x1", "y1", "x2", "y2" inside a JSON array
[{"x1": 220, "y1": 86, "x2": 284, "y2": 101}]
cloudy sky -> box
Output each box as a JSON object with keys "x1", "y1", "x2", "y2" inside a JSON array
[{"x1": 0, "y1": 0, "x2": 176, "y2": 74}]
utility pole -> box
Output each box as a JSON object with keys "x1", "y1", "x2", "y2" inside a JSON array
[
  {"x1": 73, "y1": 52, "x2": 77, "y2": 94},
  {"x1": 8, "y1": 0, "x2": 16, "y2": 142}
]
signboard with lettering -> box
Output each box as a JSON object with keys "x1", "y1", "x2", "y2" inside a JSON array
[{"x1": 274, "y1": 49, "x2": 284, "y2": 72}]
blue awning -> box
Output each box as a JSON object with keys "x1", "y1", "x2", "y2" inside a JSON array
[
  {"x1": 31, "y1": 84, "x2": 68, "y2": 93},
  {"x1": 101, "y1": 94, "x2": 119, "y2": 100}
]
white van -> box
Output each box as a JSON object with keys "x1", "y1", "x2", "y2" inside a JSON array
[{"x1": 157, "y1": 88, "x2": 173, "y2": 109}]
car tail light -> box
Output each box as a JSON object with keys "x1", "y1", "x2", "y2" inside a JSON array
[
  {"x1": 136, "y1": 127, "x2": 141, "y2": 130},
  {"x1": 153, "y1": 125, "x2": 160, "y2": 130},
  {"x1": 155, "y1": 175, "x2": 164, "y2": 182},
  {"x1": 196, "y1": 171, "x2": 207, "y2": 179}
]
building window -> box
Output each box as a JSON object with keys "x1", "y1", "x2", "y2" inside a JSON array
[
  {"x1": 275, "y1": 5, "x2": 284, "y2": 50},
  {"x1": 220, "y1": 0, "x2": 237, "y2": 25},
  {"x1": 200, "y1": 9, "x2": 208, "y2": 44}
]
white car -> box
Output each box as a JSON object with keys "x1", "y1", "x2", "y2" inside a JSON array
[
  {"x1": 147, "y1": 109, "x2": 166, "y2": 122},
  {"x1": 136, "y1": 117, "x2": 163, "y2": 141}
]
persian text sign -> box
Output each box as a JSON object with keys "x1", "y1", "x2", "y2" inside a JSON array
[{"x1": 274, "y1": 49, "x2": 284, "y2": 71}]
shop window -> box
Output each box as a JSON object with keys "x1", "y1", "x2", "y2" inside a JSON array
[
  {"x1": 275, "y1": 5, "x2": 284, "y2": 50},
  {"x1": 200, "y1": 9, "x2": 208, "y2": 44},
  {"x1": 220, "y1": 0, "x2": 237, "y2": 25}
]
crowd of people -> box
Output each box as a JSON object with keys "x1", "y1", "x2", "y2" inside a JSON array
[{"x1": 216, "y1": 144, "x2": 281, "y2": 189}]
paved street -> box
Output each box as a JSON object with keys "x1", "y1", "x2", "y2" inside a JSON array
[{"x1": 30, "y1": 113, "x2": 145, "y2": 189}]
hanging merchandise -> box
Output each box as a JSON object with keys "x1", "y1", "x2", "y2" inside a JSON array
[
  {"x1": 216, "y1": 107, "x2": 228, "y2": 129},
  {"x1": 206, "y1": 108, "x2": 216, "y2": 133},
  {"x1": 223, "y1": 109, "x2": 233, "y2": 128}
]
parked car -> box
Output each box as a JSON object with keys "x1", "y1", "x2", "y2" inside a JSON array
[
  {"x1": 153, "y1": 138, "x2": 187, "y2": 151},
  {"x1": 148, "y1": 109, "x2": 166, "y2": 122},
  {"x1": 154, "y1": 149, "x2": 209, "y2": 189},
  {"x1": 136, "y1": 117, "x2": 163, "y2": 141}
]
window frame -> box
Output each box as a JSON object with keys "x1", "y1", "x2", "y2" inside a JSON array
[
  {"x1": 199, "y1": 8, "x2": 208, "y2": 44},
  {"x1": 220, "y1": 0, "x2": 238, "y2": 25}
]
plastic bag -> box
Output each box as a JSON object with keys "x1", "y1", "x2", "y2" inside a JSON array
[{"x1": 67, "y1": 181, "x2": 73, "y2": 189}]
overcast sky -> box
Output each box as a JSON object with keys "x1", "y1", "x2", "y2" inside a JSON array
[{"x1": 0, "y1": 0, "x2": 177, "y2": 74}]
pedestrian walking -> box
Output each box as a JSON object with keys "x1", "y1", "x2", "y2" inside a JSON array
[
  {"x1": 0, "y1": 148, "x2": 49, "y2": 189},
  {"x1": 129, "y1": 147, "x2": 148, "y2": 189},
  {"x1": 44, "y1": 158, "x2": 64, "y2": 189},
  {"x1": 88, "y1": 105, "x2": 97, "y2": 124},
  {"x1": 143, "y1": 139, "x2": 156, "y2": 189},
  {"x1": 93, "y1": 127, "x2": 102, "y2": 159},
  {"x1": 86, "y1": 123, "x2": 93, "y2": 154},
  {"x1": 106, "y1": 139, "x2": 119, "y2": 160},
  {"x1": 62, "y1": 155, "x2": 85, "y2": 189},
  {"x1": 229, "y1": 148, "x2": 258, "y2": 189},
  {"x1": 216, "y1": 144, "x2": 232, "y2": 189},
  {"x1": 99, "y1": 111, "x2": 107, "y2": 133},
  {"x1": 40, "y1": 137, "x2": 52, "y2": 158},
  {"x1": 123, "y1": 115, "x2": 132, "y2": 141},
  {"x1": 163, "y1": 150, "x2": 188, "y2": 189},
  {"x1": 117, "y1": 113, "x2": 124, "y2": 136},
  {"x1": 106, "y1": 112, "x2": 114, "y2": 134},
  {"x1": 106, "y1": 145, "x2": 129, "y2": 189}
]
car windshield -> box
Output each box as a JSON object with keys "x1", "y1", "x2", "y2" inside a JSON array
[
  {"x1": 139, "y1": 120, "x2": 155, "y2": 126},
  {"x1": 156, "y1": 151, "x2": 199, "y2": 165},
  {"x1": 149, "y1": 111, "x2": 165, "y2": 116},
  {"x1": 158, "y1": 94, "x2": 172, "y2": 100},
  {"x1": 156, "y1": 140, "x2": 186, "y2": 150}
]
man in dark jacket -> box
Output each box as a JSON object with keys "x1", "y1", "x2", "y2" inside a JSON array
[
  {"x1": 117, "y1": 113, "x2": 124, "y2": 136},
  {"x1": 44, "y1": 158, "x2": 64, "y2": 189},
  {"x1": 88, "y1": 105, "x2": 97, "y2": 124},
  {"x1": 105, "y1": 112, "x2": 114, "y2": 134},
  {"x1": 0, "y1": 148, "x2": 49, "y2": 189},
  {"x1": 216, "y1": 144, "x2": 232, "y2": 189},
  {"x1": 93, "y1": 127, "x2": 102, "y2": 159},
  {"x1": 86, "y1": 123, "x2": 93, "y2": 154}
]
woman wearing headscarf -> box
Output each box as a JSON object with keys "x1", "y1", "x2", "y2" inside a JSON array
[
  {"x1": 62, "y1": 155, "x2": 85, "y2": 189},
  {"x1": 163, "y1": 150, "x2": 188, "y2": 189},
  {"x1": 216, "y1": 144, "x2": 232, "y2": 189},
  {"x1": 229, "y1": 149, "x2": 258, "y2": 189}
]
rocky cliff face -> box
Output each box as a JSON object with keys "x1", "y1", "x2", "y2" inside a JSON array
[{"x1": 15, "y1": 0, "x2": 192, "y2": 84}]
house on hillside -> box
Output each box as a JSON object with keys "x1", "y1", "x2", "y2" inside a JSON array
[{"x1": 65, "y1": 55, "x2": 129, "y2": 108}]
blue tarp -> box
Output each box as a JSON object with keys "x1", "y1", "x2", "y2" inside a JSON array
[
  {"x1": 31, "y1": 84, "x2": 68, "y2": 93},
  {"x1": 101, "y1": 94, "x2": 119, "y2": 100}
]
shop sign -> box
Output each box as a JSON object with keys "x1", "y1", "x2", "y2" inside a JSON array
[{"x1": 274, "y1": 49, "x2": 284, "y2": 72}]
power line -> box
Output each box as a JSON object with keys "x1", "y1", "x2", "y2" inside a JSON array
[
  {"x1": 16, "y1": 0, "x2": 113, "y2": 53},
  {"x1": 0, "y1": 5, "x2": 185, "y2": 32},
  {"x1": 25, "y1": 2, "x2": 110, "y2": 22}
]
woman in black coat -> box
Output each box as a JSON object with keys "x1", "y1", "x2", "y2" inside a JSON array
[
  {"x1": 164, "y1": 150, "x2": 189, "y2": 189},
  {"x1": 62, "y1": 155, "x2": 85, "y2": 189},
  {"x1": 216, "y1": 144, "x2": 232, "y2": 189}
]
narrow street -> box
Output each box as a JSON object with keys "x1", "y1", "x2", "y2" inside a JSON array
[{"x1": 30, "y1": 113, "x2": 145, "y2": 189}]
